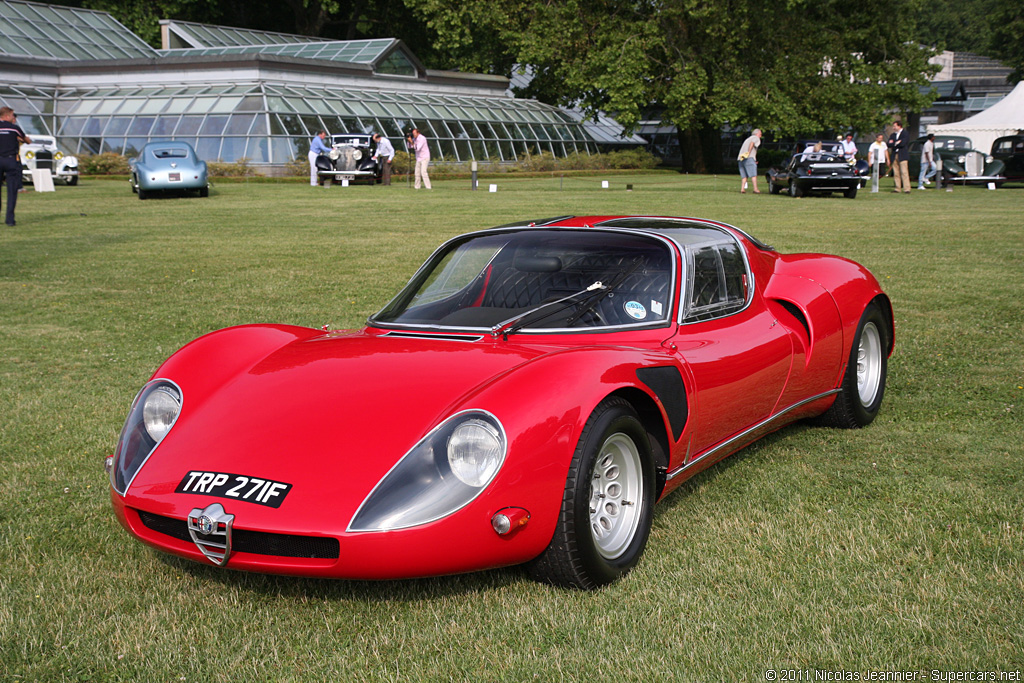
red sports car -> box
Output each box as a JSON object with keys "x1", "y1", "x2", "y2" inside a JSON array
[{"x1": 108, "y1": 216, "x2": 893, "y2": 589}]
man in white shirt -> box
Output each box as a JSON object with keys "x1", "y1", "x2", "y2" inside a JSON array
[
  {"x1": 372, "y1": 133, "x2": 395, "y2": 186},
  {"x1": 867, "y1": 134, "x2": 889, "y2": 169},
  {"x1": 918, "y1": 133, "x2": 936, "y2": 189},
  {"x1": 841, "y1": 133, "x2": 857, "y2": 163}
]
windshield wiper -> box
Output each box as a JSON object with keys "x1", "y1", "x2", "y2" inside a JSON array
[
  {"x1": 490, "y1": 281, "x2": 606, "y2": 340},
  {"x1": 562, "y1": 256, "x2": 645, "y2": 327}
]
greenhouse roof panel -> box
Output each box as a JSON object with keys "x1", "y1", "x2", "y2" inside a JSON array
[{"x1": 0, "y1": 0, "x2": 156, "y2": 61}]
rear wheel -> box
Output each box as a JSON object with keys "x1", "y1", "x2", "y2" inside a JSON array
[
  {"x1": 844, "y1": 185, "x2": 858, "y2": 199},
  {"x1": 789, "y1": 181, "x2": 803, "y2": 198},
  {"x1": 814, "y1": 303, "x2": 888, "y2": 428},
  {"x1": 528, "y1": 397, "x2": 655, "y2": 589},
  {"x1": 67, "y1": 176, "x2": 78, "y2": 186},
  {"x1": 199, "y1": 186, "x2": 209, "y2": 198},
  {"x1": 769, "y1": 178, "x2": 782, "y2": 194},
  {"x1": 138, "y1": 187, "x2": 148, "y2": 200}
]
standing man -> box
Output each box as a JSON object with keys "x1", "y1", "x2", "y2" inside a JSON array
[
  {"x1": 841, "y1": 133, "x2": 858, "y2": 163},
  {"x1": 868, "y1": 133, "x2": 890, "y2": 170},
  {"x1": 372, "y1": 133, "x2": 394, "y2": 186},
  {"x1": 868, "y1": 133, "x2": 890, "y2": 193},
  {"x1": 736, "y1": 128, "x2": 762, "y2": 194},
  {"x1": 918, "y1": 133, "x2": 936, "y2": 189},
  {"x1": 0, "y1": 106, "x2": 30, "y2": 226},
  {"x1": 410, "y1": 127, "x2": 431, "y2": 190},
  {"x1": 308, "y1": 130, "x2": 331, "y2": 187},
  {"x1": 887, "y1": 120, "x2": 911, "y2": 194}
]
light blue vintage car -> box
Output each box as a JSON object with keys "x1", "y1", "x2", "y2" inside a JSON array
[{"x1": 129, "y1": 141, "x2": 209, "y2": 199}]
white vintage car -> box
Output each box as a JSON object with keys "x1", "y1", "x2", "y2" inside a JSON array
[{"x1": 21, "y1": 135, "x2": 80, "y2": 186}]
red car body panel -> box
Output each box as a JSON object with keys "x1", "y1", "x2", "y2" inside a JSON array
[{"x1": 110, "y1": 215, "x2": 893, "y2": 579}]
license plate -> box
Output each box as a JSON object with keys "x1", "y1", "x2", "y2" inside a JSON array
[
  {"x1": 168, "y1": 172, "x2": 181, "y2": 182},
  {"x1": 175, "y1": 471, "x2": 292, "y2": 508}
]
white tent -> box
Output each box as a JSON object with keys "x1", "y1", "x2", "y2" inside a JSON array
[{"x1": 927, "y1": 80, "x2": 1024, "y2": 153}]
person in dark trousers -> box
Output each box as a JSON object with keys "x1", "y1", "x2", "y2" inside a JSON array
[
  {"x1": 372, "y1": 133, "x2": 394, "y2": 185},
  {"x1": 0, "y1": 105, "x2": 31, "y2": 226},
  {"x1": 887, "y1": 120, "x2": 911, "y2": 194}
]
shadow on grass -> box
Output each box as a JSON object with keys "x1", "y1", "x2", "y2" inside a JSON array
[{"x1": 155, "y1": 547, "x2": 531, "y2": 601}]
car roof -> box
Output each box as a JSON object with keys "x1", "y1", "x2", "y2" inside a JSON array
[{"x1": 485, "y1": 215, "x2": 774, "y2": 252}]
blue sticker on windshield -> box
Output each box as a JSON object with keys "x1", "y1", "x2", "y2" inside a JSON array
[{"x1": 623, "y1": 301, "x2": 647, "y2": 320}]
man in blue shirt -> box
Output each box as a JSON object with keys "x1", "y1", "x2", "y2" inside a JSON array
[
  {"x1": 0, "y1": 106, "x2": 31, "y2": 226},
  {"x1": 372, "y1": 133, "x2": 395, "y2": 186},
  {"x1": 308, "y1": 130, "x2": 332, "y2": 186}
]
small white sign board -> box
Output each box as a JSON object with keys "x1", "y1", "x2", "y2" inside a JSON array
[
  {"x1": 489, "y1": 184, "x2": 497, "y2": 192},
  {"x1": 601, "y1": 180, "x2": 609, "y2": 188},
  {"x1": 32, "y1": 170, "x2": 55, "y2": 192}
]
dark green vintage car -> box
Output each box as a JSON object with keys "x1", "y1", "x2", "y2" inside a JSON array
[
  {"x1": 910, "y1": 135, "x2": 1005, "y2": 186},
  {"x1": 991, "y1": 135, "x2": 1024, "y2": 184}
]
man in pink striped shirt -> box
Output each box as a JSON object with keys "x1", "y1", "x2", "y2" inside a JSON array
[{"x1": 410, "y1": 128, "x2": 432, "y2": 190}]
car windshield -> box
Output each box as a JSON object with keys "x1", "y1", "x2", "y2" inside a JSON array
[
  {"x1": 151, "y1": 148, "x2": 189, "y2": 159},
  {"x1": 372, "y1": 229, "x2": 674, "y2": 332},
  {"x1": 936, "y1": 137, "x2": 972, "y2": 151}
]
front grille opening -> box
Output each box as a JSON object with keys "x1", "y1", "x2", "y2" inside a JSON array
[{"x1": 136, "y1": 509, "x2": 340, "y2": 559}]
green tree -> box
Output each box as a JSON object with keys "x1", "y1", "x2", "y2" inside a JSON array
[
  {"x1": 986, "y1": 0, "x2": 1024, "y2": 83},
  {"x1": 408, "y1": 0, "x2": 938, "y2": 171}
]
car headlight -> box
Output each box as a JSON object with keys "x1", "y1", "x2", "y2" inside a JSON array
[
  {"x1": 352, "y1": 149, "x2": 363, "y2": 161},
  {"x1": 55, "y1": 151, "x2": 64, "y2": 161},
  {"x1": 985, "y1": 155, "x2": 994, "y2": 164},
  {"x1": 348, "y1": 411, "x2": 506, "y2": 532},
  {"x1": 25, "y1": 150, "x2": 34, "y2": 160},
  {"x1": 957, "y1": 155, "x2": 966, "y2": 164},
  {"x1": 110, "y1": 380, "x2": 182, "y2": 495}
]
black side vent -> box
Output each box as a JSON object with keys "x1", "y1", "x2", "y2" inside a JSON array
[
  {"x1": 774, "y1": 299, "x2": 811, "y2": 344},
  {"x1": 636, "y1": 366, "x2": 688, "y2": 440}
]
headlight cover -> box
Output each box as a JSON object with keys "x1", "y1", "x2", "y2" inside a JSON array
[
  {"x1": 348, "y1": 411, "x2": 507, "y2": 532},
  {"x1": 110, "y1": 380, "x2": 182, "y2": 495}
]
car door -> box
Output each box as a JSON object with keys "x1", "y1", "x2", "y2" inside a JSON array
[{"x1": 668, "y1": 241, "x2": 795, "y2": 458}]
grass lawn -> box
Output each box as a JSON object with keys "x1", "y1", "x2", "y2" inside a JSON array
[{"x1": 1, "y1": 173, "x2": 1022, "y2": 681}]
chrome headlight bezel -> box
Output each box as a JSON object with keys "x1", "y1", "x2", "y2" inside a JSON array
[
  {"x1": 348, "y1": 410, "x2": 507, "y2": 532},
  {"x1": 110, "y1": 379, "x2": 182, "y2": 495}
]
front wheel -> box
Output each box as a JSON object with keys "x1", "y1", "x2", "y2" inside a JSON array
[
  {"x1": 844, "y1": 185, "x2": 858, "y2": 199},
  {"x1": 814, "y1": 303, "x2": 889, "y2": 428},
  {"x1": 67, "y1": 176, "x2": 78, "y2": 186},
  {"x1": 789, "y1": 181, "x2": 803, "y2": 198},
  {"x1": 528, "y1": 397, "x2": 655, "y2": 589}
]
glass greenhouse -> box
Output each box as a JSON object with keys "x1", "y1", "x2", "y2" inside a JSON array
[{"x1": 0, "y1": 0, "x2": 630, "y2": 172}]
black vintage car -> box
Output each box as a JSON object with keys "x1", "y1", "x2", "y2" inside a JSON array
[
  {"x1": 909, "y1": 135, "x2": 1005, "y2": 186},
  {"x1": 315, "y1": 134, "x2": 383, "y2": 185},
  {"x1": 991, "y1": 135, "x2": 1024, "y2": 184},
  {"x1": 766, "y1": 150, "x2": 860, "y2": 198}
]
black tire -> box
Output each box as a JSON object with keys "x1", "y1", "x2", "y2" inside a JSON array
[
  {"x1": 528, "y1": 397, "x2": 655, "y2": 589},
  {"x1": 199, "y1": 186, "x2": 209, "y2": 198},
  {"x1": 814, "y1": 303, "x2": 888, "y2": 428},
  {"x1": 789, "y1": 181, "x2": 803, "y2": 198},
  {"x1": 138, "y1": 187, "x2": 148, "y2": 200},
  {"x1": 67, "y1": 176, "x2": 78, "y2": 186},
  {"x1": 769, "y1": 178, "x2": 782, "y2": 195},
  {"x1": 130, "y1": 176, "x2": 137, "y2": 194},
  {"x1": 844, "y1": 185, "x2": 858, "y2": 199}
]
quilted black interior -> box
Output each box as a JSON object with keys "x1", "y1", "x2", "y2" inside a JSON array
[{"x1": 479, "y1": 252, "x2": 671, "y2": 327}]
